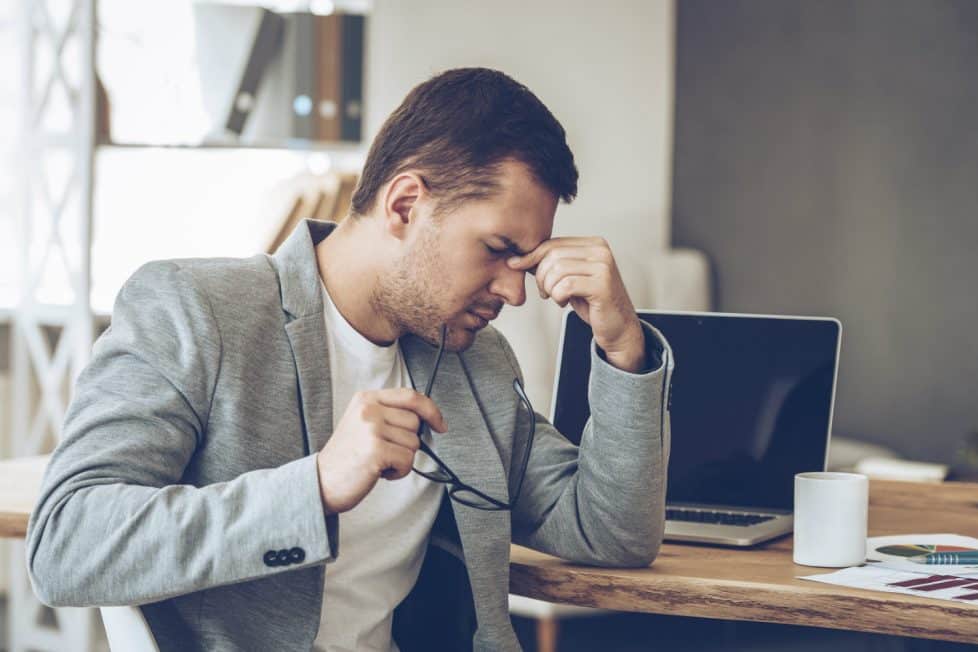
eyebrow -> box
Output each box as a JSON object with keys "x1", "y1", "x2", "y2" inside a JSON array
[{"x1": 495, "y1": 235, "x2": 530, "y2": 257}]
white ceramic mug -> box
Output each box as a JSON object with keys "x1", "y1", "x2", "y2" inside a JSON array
[{"x1": 793, "y1": 472, "x2": 868, "y2": 567}]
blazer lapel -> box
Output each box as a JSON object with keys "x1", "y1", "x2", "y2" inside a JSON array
[
  {"x1": 401, "y1": 335, "x2": 513, "y2": 634},
  {"x1": 272, "y1": 219, "x2": 337, "y2": 455},
  {"x1": 285, "y1": 316, "x2": 333, "y2": 454}
]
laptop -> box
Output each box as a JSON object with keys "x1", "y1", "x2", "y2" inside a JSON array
[{"x1": 552, "y1": 310, "x2": 842, "y2": 547}]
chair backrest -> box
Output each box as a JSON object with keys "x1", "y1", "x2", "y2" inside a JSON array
[{"x1": 100, "y1": 606, "x2": 160, "y2": 652}]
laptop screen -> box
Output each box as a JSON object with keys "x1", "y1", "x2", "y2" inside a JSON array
[{"x1": 553, "y1": 311, "x2": 840, "y2": 511}]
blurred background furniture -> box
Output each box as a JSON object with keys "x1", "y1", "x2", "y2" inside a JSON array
[{"x1": 2, "y1": 2, "x2": 368, "y2": 651}]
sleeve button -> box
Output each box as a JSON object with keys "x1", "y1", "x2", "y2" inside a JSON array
[{"x1": 289, "y1": 547, "x2": 306, "y2": 564}]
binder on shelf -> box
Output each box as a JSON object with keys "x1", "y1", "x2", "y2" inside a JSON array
[
  {"x1": 225, "y1": 9, "x2": 286, "y2": 136},
  {"x1": 338, "y1": 14, "x2": 365, "y2": 142},
  {"x1": 288, "y1": 12, "x2": 363, "y2": 143},
  {"x1": 290, "y1": 12, "x2": 317, "y2": 140},
  {"x1": 315, "y1": 13, "x2": 343, "y2": 141}
]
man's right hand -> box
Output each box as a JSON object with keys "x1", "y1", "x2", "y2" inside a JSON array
[{"x1": 316, "y1": 388, "x2": 448, "y2": 515}]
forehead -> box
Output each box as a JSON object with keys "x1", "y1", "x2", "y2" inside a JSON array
[{"x1": 452, "y1": 160, "x2": 558, "y2": 247}]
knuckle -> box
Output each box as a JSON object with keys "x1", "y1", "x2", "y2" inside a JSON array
[{"x1": 357, "y1": 402, "x2": 373, "y2": 421}]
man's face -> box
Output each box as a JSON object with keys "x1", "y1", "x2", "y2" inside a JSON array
[{"x1": 376, "y1": 159, "x2": 558, "y2": 351}]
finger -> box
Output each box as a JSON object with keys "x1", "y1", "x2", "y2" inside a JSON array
[
  {"x1": 550, "y1": 275, "x2": 600, "y2": 308},
  {"x1": 381, "y1": 405, "x2": 421, "y2": 433},
  {"x1": 506, "y1": 238, "x2": 567, "y2": 271},
  {"x1": 538, "y1": 259, "x2": 605, "y2": 300},
  {"x1": 507, "y1": 237, "x2": 610, "y2": 272},
  {"x1": 377, "y1": 423, "x2": 422, "y2": 452},
  {"x1": 379, "y1": 445, "x2": 416, "y2": 481},
  {"x1": 375, "y1": 388, "x2": 447, "y2": 433},
  {"x1": 506, "y1": 244, "x2": 548, "y2": 272},
  {"x1": 534, "y1": 256, "x2": 594, "y2": 299},
  {"x1": 535, "y1": 244, "x2": 612, "y2": 270}
]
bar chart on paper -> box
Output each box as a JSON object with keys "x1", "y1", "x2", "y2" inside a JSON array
[
  {"x1": 886, "y1": 574, "x2": 978, "y2": 602},
  {"x1": 801, "y1": 566, "x2": 978, "y2": 607},
  {"x1": 801, "y1": 534, "x2": 978, "y2": 607}
]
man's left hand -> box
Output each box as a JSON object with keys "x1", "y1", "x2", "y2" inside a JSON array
[{"x1": 508, "y1": 237, "x2": 646, "y2": 373}]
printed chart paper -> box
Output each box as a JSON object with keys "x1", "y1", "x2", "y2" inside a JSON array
[
  {"x1": 866, "y1": 534, "x2": 978, "y2": 574},
  {"x1": 800, "y1": 565, "x2": 978, "y2": 607}
]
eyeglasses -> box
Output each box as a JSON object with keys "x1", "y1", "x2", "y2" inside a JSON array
[{"x1": 412, "y1": 325, "x2": 536, "y2": 511}]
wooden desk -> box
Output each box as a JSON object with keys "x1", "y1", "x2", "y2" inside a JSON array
[
  {"x1": 3, "y1": 456, "x2": 976, "y2": 642},
  {"x1": 0, "y1": 455, "x2": 47, "y2": 538},
  {"x1": 512, "y1": 479, "x2": 978, "y2": 644}
]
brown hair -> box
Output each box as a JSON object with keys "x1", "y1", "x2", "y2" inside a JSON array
[{"x1": 350, "y1": 67, "x2": 578, "y2": 217}]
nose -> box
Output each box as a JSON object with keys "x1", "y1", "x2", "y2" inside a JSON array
[{"x1": 490, "y1": 266, "x2": 526, "y2": 307}]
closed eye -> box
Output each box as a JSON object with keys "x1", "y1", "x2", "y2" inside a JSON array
[{"x1": 485, "y1": 244, "x2": 508, "y2": 256}]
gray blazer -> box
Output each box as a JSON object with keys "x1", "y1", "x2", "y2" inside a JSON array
[{"x1": 25, "y1": 220, "x2": 672, "y2": 651}]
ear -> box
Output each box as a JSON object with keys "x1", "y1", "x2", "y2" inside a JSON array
[{"x1": 381, "y1": 172, "x2": 427, "y2": 240}]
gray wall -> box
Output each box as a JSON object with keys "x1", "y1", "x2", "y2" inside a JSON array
[{"x1": 672, "y1": 0, "x2": 978, "y2": 467}]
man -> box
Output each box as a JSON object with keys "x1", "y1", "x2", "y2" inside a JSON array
[{"x1": 26, "y1": 67, "x2": 672, "y2": 651}]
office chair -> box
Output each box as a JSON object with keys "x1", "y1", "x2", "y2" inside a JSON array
[{"x1": 100, "y1": 606, "x2": 160, "y2": 652}]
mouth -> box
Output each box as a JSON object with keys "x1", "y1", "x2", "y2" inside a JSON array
[
  {"x1": 472, "y1": 308, "x2": 499, "y2": 321},
  {"x1": 464, "y1": 308, "x2": 499, "y2": 330},
  {"x1": 465, "y1": 311, "x2": 489, "y2": 329}
]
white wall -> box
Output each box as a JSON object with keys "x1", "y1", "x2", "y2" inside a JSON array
[
  {"x1": 364, "y1": 0, "x2": 676, "y2": 250},
  {"x1": 364, "y1": 1, "x2": 678, "y2": 409}
]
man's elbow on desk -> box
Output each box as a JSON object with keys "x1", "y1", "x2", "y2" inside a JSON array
[
  {"x1": 26, "y1": 530, "x2": 85, "y2": 609},
  {"x1": 561, "y1": 510, "x2": 666, "y2": 569},
  {"x1": 27, "y1": 489, "x2": 124, "y2": 609},
  {"x1": 596, "y1": 525, "x2": 665, "y2": 569}
]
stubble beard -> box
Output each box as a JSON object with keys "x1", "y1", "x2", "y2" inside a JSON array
[{"x1": 369, "y1": 234, "x2": 477, "y2": 352}]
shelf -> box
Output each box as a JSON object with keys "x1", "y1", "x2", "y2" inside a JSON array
[
  {"x1": 0, "y1": 304, "x2": 111, "y2": 325},
  {"x1": 98, "y1": 138, "x2": 366, "y2": 154}
]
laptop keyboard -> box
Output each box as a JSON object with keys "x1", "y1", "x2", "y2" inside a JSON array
[{"x1": 666, "y1": 508, "x2": 777, "y2": 527}]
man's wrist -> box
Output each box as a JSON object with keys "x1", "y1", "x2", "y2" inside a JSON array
[
  {"x1": 599, "y1": 321, "x2": 647, "y2": 373},
  {"x1": 315, "y1": 453, "x2": 337, "y2": 517}
]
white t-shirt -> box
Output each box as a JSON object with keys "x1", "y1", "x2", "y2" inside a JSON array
[{"x1": 313, "y1": 283, "x2": 444, "y2": 652}]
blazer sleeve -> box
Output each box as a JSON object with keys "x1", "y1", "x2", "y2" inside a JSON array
[
  {"x1": 25, "y1": 260, "x2": 335, "y2": 608},
  {"x1": 504, "y1": 321, "x2": 673, "y2": 568}
]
